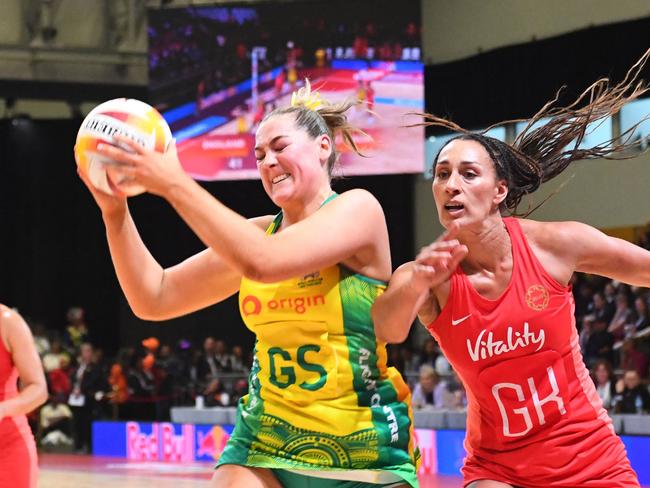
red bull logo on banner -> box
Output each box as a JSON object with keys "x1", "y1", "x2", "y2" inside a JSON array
[
  {"x1": 197, "y1": 425, "x2": 231, "y2": 461},
  {"x1": 97, "y1": 422, "x2": 443, "y2": 469},
  {"x1": 93, "y1": 421, "x2": 234, "y2": 462},
  {"x1": 126, "y1": 422, "x2": 195, "y2": 462}
]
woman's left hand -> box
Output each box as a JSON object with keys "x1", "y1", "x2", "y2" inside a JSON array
[{"x1": 95, "y1": 136, "x2": 191, "y2": 197}]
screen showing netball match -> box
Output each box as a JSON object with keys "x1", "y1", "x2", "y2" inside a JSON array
[{"x1": 148, "y1": 0, "x2": 423, "y2": 181}]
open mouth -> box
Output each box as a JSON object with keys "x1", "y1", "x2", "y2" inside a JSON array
[
  {"x1": 444, "y1": 203, "x2": 465, "y2": 213},
  {"x1": 272, "y1": 173, "x2": 291, "y2": 184}
]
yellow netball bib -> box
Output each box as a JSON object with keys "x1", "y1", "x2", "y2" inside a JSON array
[{"x1": 218, "y1": 206, "x2": 419, "y2": 487}]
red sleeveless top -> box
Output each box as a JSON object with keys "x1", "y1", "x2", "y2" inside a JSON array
[
  {"x1": 0, "y1": 307, "x2": 39, "y2": 488},
  {"x1": 0, "y1": 314, "x2": 18, "y2": 403},
  {"x1": 427, "y1": 217, "x2": 637, "y2": 487}
]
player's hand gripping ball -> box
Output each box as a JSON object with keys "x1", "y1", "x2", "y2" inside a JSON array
[{"x1": 74, "y1": 98, "x2": 172, "y2": 196}]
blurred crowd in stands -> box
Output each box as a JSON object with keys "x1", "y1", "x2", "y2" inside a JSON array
[{"x1": 30, "y1": 307, "x2": 253, "y2": 452}]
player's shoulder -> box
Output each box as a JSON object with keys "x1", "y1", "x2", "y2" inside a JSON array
[
  {"x1": 517, "y1": 218, "x2": 591, "y2": 253},
  {"x1": 333, "y1": 188, "x2": 383, "y2": 213},
  {"x1": 333, "y1": 190, "x2": 387, "y2": 227},
  {"x1": 0, "y1": 306, "x2": 30, "y2": 352},
  {"x1": 0, "y1": 304, "x2": 19, "y2": 326}
]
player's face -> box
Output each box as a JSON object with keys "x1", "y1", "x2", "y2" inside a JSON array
[
  {"x1": 432, "y1": 139, "x2": 507, "y2": 229},
  {"x1": 255, "y1": 114, "x2": 328, "y2": 206}
]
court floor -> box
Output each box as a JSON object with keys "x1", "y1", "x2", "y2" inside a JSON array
[
  {"x1": 39, "y1": 453, "x2": 462, "y2": 488},
  {"x1": 39, "y1": 454, "x2": 650, "y2": 488}
]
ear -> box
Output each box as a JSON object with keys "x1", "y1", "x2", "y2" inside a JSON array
[
  {"x1": 494, "y1": 179, "x2": 508, "y2": 206},
  {"x1": 318, "y1": 134, "x2": 333, "y2": 164}
]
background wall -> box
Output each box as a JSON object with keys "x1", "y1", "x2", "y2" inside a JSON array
[{"x1": 422, "y1": 0, "x2": 650, "y2": 63}]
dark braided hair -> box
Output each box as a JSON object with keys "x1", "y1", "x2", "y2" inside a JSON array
[{"x1": 420, "y1": 48, "x2": 650, "y2": 216}]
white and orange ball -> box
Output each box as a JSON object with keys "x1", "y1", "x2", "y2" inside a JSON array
[{"x1": 74, "y1": 98, "x2": 172, "y2": 196}]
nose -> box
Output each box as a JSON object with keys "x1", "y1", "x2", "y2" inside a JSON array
[
  {"x1": 445, "y1": 171, "x2": 461, "y2": 193},
  {"x1": 259, "y1": 153, "x2": 278, "y2": 168}
]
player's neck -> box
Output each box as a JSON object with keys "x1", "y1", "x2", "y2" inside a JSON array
[
  {"x1": 459, "y1": 217, "x2": 511, "y2": 274},
  {"x1": 280, "y1": 185, "x2": 334, "y2": 227}
]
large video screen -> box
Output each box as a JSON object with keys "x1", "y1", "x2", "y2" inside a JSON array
[{"x1": 148, "y1": 0, "x2": 423, "y2": 180}]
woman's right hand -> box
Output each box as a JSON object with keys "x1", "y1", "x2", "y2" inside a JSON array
[
  {"x1": 412, "y1": 223, "x2": 468, "y2": 292},
  {"x1": 77, "y1": 165, "x2": 128, "y2": 219}
]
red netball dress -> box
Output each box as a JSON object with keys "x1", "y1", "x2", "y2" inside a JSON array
[
  {"x1": 0, "y1": 316, "x2": 38, "y2": 488},
  {"x1": 427, "y1": 217, "x2": 639, "y2": 488}
]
